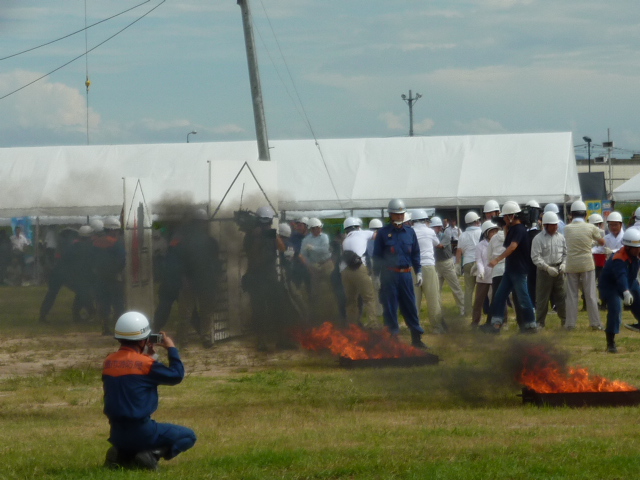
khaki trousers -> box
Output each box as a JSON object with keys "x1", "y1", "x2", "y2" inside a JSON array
[
  {"x1": 341, "y1": 264, "x2": 378, "y2": 327},
  {"x1": 565, "y1": 270, "x2": 602, "y2": 328},
  {"x1": 413, "y1": 265, "x2": 442, "y2": 326},
  {"x1": 463, "y1": 262, "x2": 477, "y2": 318},
  {"x1": 436, "y1": 258, "x2": 465, "y2": 315}
]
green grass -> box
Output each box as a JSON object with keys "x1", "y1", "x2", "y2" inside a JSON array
[{"x1": 1, "y1": 285, "x2": 640, "y2": 479}]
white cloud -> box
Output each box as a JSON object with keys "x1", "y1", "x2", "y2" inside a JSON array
[
  {"x1": 453, "y1": 118, "x2": 507, "y2": 135},
  {"x1": 0, "y1": 70, "x2": 100, "y2": 132},
  {"x1": 378, "y1": 112, "x2": 404, "y2": 130},
  {"x1": 212, "y1": 124, "x2": 245, "y2": 134},
  {"x1": 414, "y1": 118, "x2": 435, "y2": 133}
]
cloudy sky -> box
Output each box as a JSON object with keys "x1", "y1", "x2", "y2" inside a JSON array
[{"x1": 1, "y1": 0, "x2": 639, "y2": 158}]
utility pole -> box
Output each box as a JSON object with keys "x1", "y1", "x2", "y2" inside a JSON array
[
  {"x1": 603, "y1": 128, "x2": 614, "y2": 198},
  {"x1": 237, "y1": 0, "x2": 270, "y2": 161},
  {"x1": 401, "y1": 90, "x2": 422, "y2": 137}
]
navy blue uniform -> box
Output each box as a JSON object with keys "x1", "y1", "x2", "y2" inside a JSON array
[
  {"x1": 599, "y1": 248, "x2": 640, "y2": 334},
  {"x1": 372, "y1": 222, "x2": 423, "y2": 335},
  {"x1": 102, "y1": 345, "x2": 196, "y2": 459}
]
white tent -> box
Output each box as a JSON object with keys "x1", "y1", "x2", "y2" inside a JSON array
[
  {"x1": 613, "y1": 173, "x2": 640, "y2": 202},
  {"x1": 0, "y1": 132, "x2": 580, "y2": 217}
]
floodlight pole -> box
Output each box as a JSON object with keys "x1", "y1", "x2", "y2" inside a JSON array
[
  {"x1": 238, "y1": 0, "x2": 270, "y2": 161},
  {"x1": 401, "y1": 90, "x2": 422, "y2": 137}
]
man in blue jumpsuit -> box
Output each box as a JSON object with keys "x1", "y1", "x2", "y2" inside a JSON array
[
  {"x1": 102, "y1": 311, "x2": 196, "y2": 470},
  {"x1": 599, "y1": 229, "x2": 640, "y2": 353},
  {"x1": 373, "y1": 198, "x2": 426, "y2": 349}
]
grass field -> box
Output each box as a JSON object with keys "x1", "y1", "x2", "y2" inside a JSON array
[{"x1": 2, "y1": 285, "x2": 640, "y2": 479}]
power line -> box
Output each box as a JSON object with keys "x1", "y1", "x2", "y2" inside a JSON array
[
  {"x1": 0, "y1": 0, "x2": 151, "y2": 61},
  {"x1": 0, "y1": 0, "x2": 165, "y2": 101}
]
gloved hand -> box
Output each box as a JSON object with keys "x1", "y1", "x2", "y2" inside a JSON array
[
  {"x1": 304, "y1": 244, "x2": 314, "y2": 252},
  {"x1": 546, "y1": 266, "x2": 559, "y2": 277},
  {"x1": 283, "y1": 247, "x2": 294, "y2": 259},
  {"x1": 455, "y1": 263, "x2": 462, "y2": 276},
  {"x1": 478, "y1": 271, "x2": 485, "y2": 281},
  {"x1": 604, "y1": 247, "x2": 614, "y2": 255},
  {"x1": 415, "y1": 272, "x2": 423, "y2": 287},
  {"x1": 470, "y1": 263, "x2": 478, "y2": 277},
  {"x1": 624, "y1": 290, "x2": 634, "y2": 306},
  {"x1": 558, "y1": 263, "x2": 566, "y2": 274}
]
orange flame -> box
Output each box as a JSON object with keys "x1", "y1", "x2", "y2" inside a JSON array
[
  {"x1": 295, "y1": 322, "x2": 426, "y2": 360},
  {"x1": 517, "y1": 345, "x2": 636, "y2": 393}
]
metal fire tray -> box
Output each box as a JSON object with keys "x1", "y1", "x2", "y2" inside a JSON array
[
  {"x1": 338, "y1": 354, "x2": 440, "y2": 369},
  {"x1": 520, "y1": 387, "x2": 640, "y2": 407}
]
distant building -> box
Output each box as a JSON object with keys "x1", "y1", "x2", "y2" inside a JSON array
[{"x1": 576, "y1": 155, "x2": 640, "y2": 196}]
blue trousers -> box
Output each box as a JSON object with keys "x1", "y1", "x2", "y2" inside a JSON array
[
  {"x1": 379, "y1": 271, "x2": 424, "y2": 335},
  {"x1": 600, "y1": 287, "x2": 640, "y2": 334},
  {"x1": 110, "y1": 419, "x2": 196, "y2": 460},
  {"x1": 490, "y1": 271, "x2": 536, "y2": 328}
]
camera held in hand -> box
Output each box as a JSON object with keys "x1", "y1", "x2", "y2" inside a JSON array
[{"x1": 149, "y1": 333, "x2": 163, "y2": 344}]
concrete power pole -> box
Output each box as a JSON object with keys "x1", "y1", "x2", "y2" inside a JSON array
[
  {"x1": 401, "y1": 90, "x2": 422, "y2": 137},
  {"x1": 238, "y1": 0, "x2": 270, "y2": 161}
]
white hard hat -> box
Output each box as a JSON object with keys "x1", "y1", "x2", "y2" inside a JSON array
[
  {"x1": 622, "y1": 229, "x2": 640, "y2": 247},
  {"x1": 344, "y1": 217, "x2": 360, "y2": 230},
  {"x1": 464, "y1": 211, "x2": 481, "y2": 224},
  {"x1": 501, "y1": 201, "x2": 521, "y2": 216},
  {"x1": 114, "y1": 311, "x2": 151, "y2": 341},
  {"x1": 429, "y1": 217, "x2": 443, "y2": 228},
  {"x1": 544, "y1": 203, "x2": 559, "y2": 214},
  {"x1": 403, "y1": 212, "x2": 412, "y2": 222},
  {"x1": 256, "y1": 206, "x2": 275, "y2": 223},
  {"x1": 89, "y1": 218, "x2": 104, "y2": 233},
  {"x1": 297, "y1": 216, "x2": 309, "y2": 225},
  {"x1": 526, "y1": 200, "x2": 540, "y2": 208},
  {"x1": 194, "y1": 208, "x2": 209, "y2": 220},
  {"x1": 369, "y1": 219, "x2": 383, "y2": 229},
  {"x1": 634, "y1": 207, "x2": 640, "y2": 218},
  {"x1": 78, "y1": 225, "x2": 93, "y2": 237},
  {"x1": 571, "y1": 200, "x2": 587, "y2": 212},
  {"x1": 481, "y1": 220, "x2": 499, "y2": 235},
  {"x1": 278, "y1": 223, "x2": 291, "y2": 237},
  {"x1": 388, "y1": 198, "x2": 406, "y2": 214},
  {"x1": 607, "y1": 212, "x2": 623, "y2": 223},
  {"x1": 588, "y1": 213, "x2": 604, "y2": 225},
  {"x1": 483, "y1": 200, "x2": 500, "y2": 213},
  {"x1": 104, "y1": 216, "x2": 121, "y2": 229},
  {"x1": 542, "y1": 211, "x2": 559, "y2": 225},
  {"x1": 412, "y1": 209, "x2": 428, "y2": 221},
  {"x1": 308, "y1": 217, "x2": 323, "y2": 228}
]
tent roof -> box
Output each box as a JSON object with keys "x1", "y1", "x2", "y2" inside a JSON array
[
  {"x1": 0, "y1": 132, "x2": 581, "y2": 217},
  {"x1": 613, "y1": 172, "x2": 640, "y2": 202}
]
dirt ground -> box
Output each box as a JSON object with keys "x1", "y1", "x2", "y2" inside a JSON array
[{"x1": 0, "y1": 331, "x2": 317, "y2": 379}]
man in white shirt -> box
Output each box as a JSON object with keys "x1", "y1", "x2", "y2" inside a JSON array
[
  {"x1": 412, "y1": 210, "x2": 446, "y2": 333},
  {"x1": 564, "y1": 201, "x2": 605, "y2": 330},
  {"x1": 340, "y1": 217, "x2": 376, "y2": 327},
  {"x1": 604, "y1": 212, "x2": 624, "y2": 252},
  {"x1": 531, "y1": 211, "x2": 567, "y2": 327},
  {"x1": 456, "y1": 212, "x2": 482, "y2": 319}
]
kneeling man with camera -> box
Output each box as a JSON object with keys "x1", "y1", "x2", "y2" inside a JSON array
[{"x1": 102, "y1": 311, "x2": 196, "y2": 470}]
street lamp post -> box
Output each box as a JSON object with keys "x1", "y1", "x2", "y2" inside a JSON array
[
  {"x1": 401, "y1": 90, "x2": 422, "y2": 137},
  {"x1": 583, "y1": 136, "x2": 592, "y2": 172},
  {"x1": 187, "y1": 130, "x2": 197, "y2": 143}
]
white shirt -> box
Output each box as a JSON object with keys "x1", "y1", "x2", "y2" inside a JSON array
[
  {"x1": 487, "y1": 229, "x2": 506, "y2": 278},
  {"x1": 413, "y1": 222, "x2": 439, "y2": 267},
  {"x1": 474, "y1": 239, "x2": 493, "y2": 284},
  {"x1": 340, "y1": 229, "x2": 374, "y2": 271},
  {"x1": 457, "y1": 225, "x2": 481, "y2": 265},
  {"x1": 604, "y1": 230, "x2": 624, "y2": 252},
  {"x1": 10, "y1": 233, "x2": 30, "y2": 252},
  {"x1": 531, "y1": 230, "x2": 566, "y2": 269}
]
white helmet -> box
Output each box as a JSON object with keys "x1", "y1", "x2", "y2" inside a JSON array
[
  {"x1": 588, "y1": 213, "x2": 604, "y2": 225},
  {"x1": 526, "y1": 200, "x2": 540, "y2": 208},
  {"x1": 278, "y1": 223, "x2": 291, "y2": 237},
  {"x1": 89, "y1": 218, "x2": 104, "y2": 233},
  {"x1": 344, "y1": 217, "x2": 360, "y2": 230},
  {"x1": 297, "y1": 216, "x2": 309, "y2": 226},
  {"x1": 634, "y1": 207, "x2": 640, "y2": 218},
  {"x1": 308, "y1": 217, "x2": 323, "y2": 229},
  {"x1": 403, "y1": 212, "x2": 412, "y2": 222},
  {"x1": 256, "y1": 206, "x2": 275, "y2": 223},
  {"x1": 104, "y1": 216, "x2": 121, "y2": 229},
  {"x1": 542, "y1": 211, "x2": 559, "y2": 225},
  {"x1": 194, "y1": 208, "x2": 209, "y2": 220},
  {"x1": 571, "y1": 200, "x2": 587, "y2": 212},
  {"x1": 607, "y1": 212, "x2": 623, "y2": 223},
  {"x1": 622, "y1": 229, "x2": 640, "y2": 247},
  {"x1": 412, "y1": 209, "x2": 428, "y2": 221},
  {"x1": 388, "y1": 198, "x2": 406, "y2": 214},
  {"x1": 501, "y1": 201, "x2": 521, "y2": 216},
  {"x1": 464, "y1": 211, "x2": 481, "y2": 224},
  {"x1": 544, "y1": 203, "x2": 559, "y2": 214},
  {"x1": 78, "y1": 225, "x2": 93, "y2": 237},
  {"x1": 483, "y1": 200, "x2": 500, "y2": 213},
  {"x1": 369, "y1": 219, "x2": 383, "y2": 229},
  {"x1": 481, "y1": 220, "x2": 499, "y2": 235},
  {"x1": 114, "y1": 311, "x2": 151, "y2": 341},
  {"x1": 430, "y1": 216, "x2": 443, "y2": 228}
]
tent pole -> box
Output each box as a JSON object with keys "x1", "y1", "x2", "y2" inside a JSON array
[
  {"x1": 207, "y1": 160, "x2": 212, "y2": 215},
  {"x1": 456, "y1": 206, "x2": 460, "y2": 230},
  {"x1": 35, "y1": 217, "x2": 40, "y2": 285}
]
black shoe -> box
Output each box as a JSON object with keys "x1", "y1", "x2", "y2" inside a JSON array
[
  {"x1": 104, "y1": 447, "x2": 121, "y2": 469},
  {"x1": 411, "y1": 339, "x2": 428, "y2": 350},
  {"x1": 132, "y1": 450, "x2": 158, "y2": 470},
  {"x1": 152, "y1": 446, "x2": 171, "y2": 461},
  {"x1": 624, "y1": 323, "x2": 640, "y2": 333},
  {"x1": 479, "y1": 323, "x2": 500, "y2": 334},
  {"x1": 607, "y1": 344, "x2": 618, "y2": 353},
  {"x1": 520, "y1": 327, "x2": 538, "y2": 334}
]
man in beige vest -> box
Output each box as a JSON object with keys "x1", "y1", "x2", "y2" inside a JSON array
[{"x1": 564, "y1": 200, "x2": 605, "y2": 330}]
